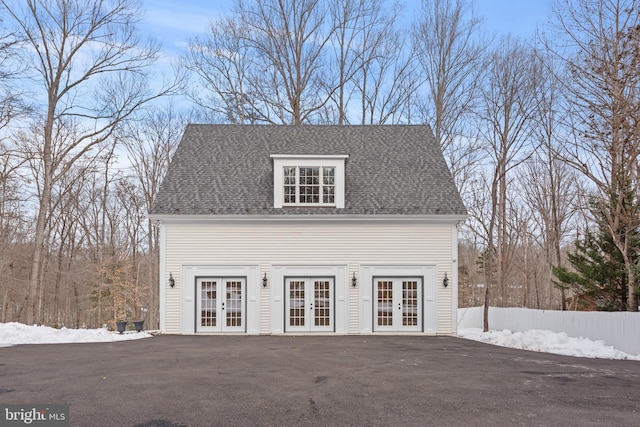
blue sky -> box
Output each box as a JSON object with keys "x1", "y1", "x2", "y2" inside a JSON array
[
  {"x1": 475, "y1": 0, "x2": 553, "y2": 37},
  {"x1": 141, "y1": 0, "x2": 554, "y2": 60}
]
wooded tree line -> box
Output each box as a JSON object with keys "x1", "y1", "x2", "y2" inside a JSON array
[{"x1": 0, "y1": 0, "x2": 638, "y2": 329}]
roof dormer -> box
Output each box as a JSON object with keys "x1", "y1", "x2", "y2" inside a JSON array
[{"x1": 270, "y1": 154, "x2": 348, "y2": 209}]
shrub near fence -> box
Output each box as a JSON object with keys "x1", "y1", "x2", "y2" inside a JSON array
[{"x1": 457, "y1": 306, "x2": 640, "y2": 356}]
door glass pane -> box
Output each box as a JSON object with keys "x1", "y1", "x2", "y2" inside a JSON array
[
  {"x1": 226, "y1": 280, "x2": 242, "y2": 327},
  {"x1": 289, "y1": 280, "x2": 305, "y2": 326},
  {"x1": 402, "y1": 281, "x2": 418, "y2": 326},
  {"x1": 314, "y1": 280, "x2": 330, "y2": 326},
  {"x1": 377, "y1": 281, "x2": 393, "y2": 326},
  {"x1": 201, "y1": 281, "x2": 216, "y2": 327}
]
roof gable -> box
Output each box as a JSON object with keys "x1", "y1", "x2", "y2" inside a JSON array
[{"x1": 150, "y1": 125, "x2": 467, "y2": 216}]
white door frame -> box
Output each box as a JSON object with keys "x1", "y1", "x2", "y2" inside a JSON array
[
  {"x1": 181, "y1": 265, "x2": 260, "y2": 334},
  {"x1": 359, "y1": 265, "x2": 437, "y2": 334},
  {"x1": 372, "y1": 277, "x2": 423, "y2": 332},
  {"x1": 270, "y1": 265, "x2": 348, "y2": 334},
  {"x1": 284, "y1": 276, "x2": 335, "y2": 332},
  {"x1": 195, "y1": 277, "x2": 246, "y2": 333}
]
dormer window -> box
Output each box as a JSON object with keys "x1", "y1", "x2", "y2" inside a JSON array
[
  {"x1": 271, "y1": 155, "x2": 348, "y2": 208},
  {"x1": 284, "y1": 166, "x2": 334, "y2": 204}
]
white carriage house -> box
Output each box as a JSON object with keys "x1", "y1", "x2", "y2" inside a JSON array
[{"x1": 150, "y1": 125, "x2": 467, "y2": 335}]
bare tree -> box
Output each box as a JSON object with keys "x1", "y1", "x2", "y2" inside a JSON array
[
  {"x1": 520, "y1": 50, "x2": 583, "y2": 310},
  {"x1": 413, "y1": 0, "x2": 486, "y2": 190},
  {"x1": 47, "y1": 160, "x2": 91, "y2": 326},
  {"x1": 2, "y1": 0, "x2": 178, "y2": 324},
  {"x1": 185, "y1": 0, "x2": 416, "y2": 125},
  {"x1": 521, "y1": 157, "x2": 582, "y2": 308},
  {"x1": 114, "y1": 177, "x2": 147, "y2": 319},
  {"x1": 548, "y1": 0, "x2": 640, "y2": 311},
  {"x1": 327, "y1": 0, "x2": 368, "y2": 124},
  {"x1": 0, "y1": 140, "x2": 30, "y2": 322},
  {"x1": 476, "y1": 37, "x2": 540, "y2": 330},
  {"x1": 335, "y1": 0, "x2": 418, "y2": 124},
  {"x1": 78, "y1": 168, "x2": 118, "y2": 326},
  {"x1": 120, "y1": 104, "x2": 187, "y2": 328},
  {"x1": 185, "y1": 18, "x2": 256, "y2": 123},
  {"x1": 121, "y1": 105, "x2": 186, "y2": 255},
  {"x1": 325, "y1": 0, "x2": 398, "y2": 124},
  {"x1": 354, "y1": 19, "x2": 420, "y2": 124},
  {"x1": 0, "y1": 11, "x2": 28, "y2": 131},
  {"x1": 236, "y1": 0, "x2": 336, "y2": 124}
]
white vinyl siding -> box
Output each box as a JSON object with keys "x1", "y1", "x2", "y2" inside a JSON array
[
  {"x1": 348, "y1": 263, "x2": 359, "y2": 333},
  {"x1": 160, "y1": 218, "x2": 457, "y2": 335},
  {"x1": 259, "y1": 263, "x2": 271, "y2": 334}
]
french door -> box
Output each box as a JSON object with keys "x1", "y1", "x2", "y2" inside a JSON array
[
  {"x1": 285, "y1": 277, "x2": 334, "y2": 332},
  {"x1": 374, "y1": 278, "x2": 422, "y2": 332},
  {"x1": 196, "y1": 277, "x2": 245, "y2": 332}
]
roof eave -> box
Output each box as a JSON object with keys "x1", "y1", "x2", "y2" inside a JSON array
[{"x1": 149, "y1": 213, "x2": 470, "y2": 223}]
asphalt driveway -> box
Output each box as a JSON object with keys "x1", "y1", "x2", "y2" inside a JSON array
[{"x1": 1, "y1": 335, "x2": 639, "y2": 426}]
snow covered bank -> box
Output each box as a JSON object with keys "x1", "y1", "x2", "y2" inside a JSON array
[
  {"x1": 458, "y1": 306, "x2": 640, "y2": 356},
  {"x1": 458, "y1": 328, "x2": 640, "y2": 361},
  {"x1": 0, "y1": 322, "x2": 152, "y2": 347},
  {"x1": 1, "y1": 322, "x2": 638, "y2": 361}
]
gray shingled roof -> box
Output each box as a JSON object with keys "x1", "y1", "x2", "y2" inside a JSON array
[{"x1": 150, "y1": 125, "x2": 467, "y2": 216}]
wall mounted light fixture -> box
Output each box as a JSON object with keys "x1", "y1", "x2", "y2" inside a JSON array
[
  {"x1": 352, "y1": 272, "x2": 357, "y2": 287},
  {"x1": 262, "y1": 272, "x2": 268, "y2": 287},
  {"x1": 169, "y1": 272, "x2": 175, "y2": 288},
  {"x1": 443, "y1": 272, "x2": 449, "y2": 288}
]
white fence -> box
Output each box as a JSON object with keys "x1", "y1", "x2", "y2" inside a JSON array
[{"x1": 457, "y1": 306, "x2": 640, "y2": 356}]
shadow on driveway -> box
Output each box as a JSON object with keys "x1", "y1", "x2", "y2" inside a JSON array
[{"x1": 1, "y1": 335, "x2": 639, "y2": 426}]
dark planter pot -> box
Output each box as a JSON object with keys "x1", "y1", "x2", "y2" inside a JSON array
[
  {"x1": 116, "y1": 321, "x2": 128, "y2": 334},
  {"x1": 133, "y1": 320, "x2": 144, "y2": 332}
]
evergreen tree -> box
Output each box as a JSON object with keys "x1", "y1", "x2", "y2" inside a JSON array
[
  {"x1": 553, "y1": 230, "x2": 625, "y2": 310},
  {"x1": 553, "y1": 204, "x2": 640, "y2": 310}
]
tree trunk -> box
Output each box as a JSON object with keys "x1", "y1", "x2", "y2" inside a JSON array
[
  {"x1": 523, "y1": 232, "x2": 528, "y2": 307},
  {"x1": 627, "y1": 263, "x2": 638, "y2": 311},
  {"x1": 27, "y1": 182, "x2": 51, "y2": 325},
  {"x1": 73, "y1": 281, "x2": 81, "y2": 328},
  {"x1": 483, "y1": 284, "x2": 489, "y2": 332}
]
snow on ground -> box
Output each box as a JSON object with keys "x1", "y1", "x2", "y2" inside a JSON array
[
  {"x1": 0, "y1": 322, "x2": 152, "y2": 347},
  {"x1": 1, "y1": 322, "x2": 638, "y2": 361},
  {"x1": 458, "y1": 328, "x2": 640, "y2": 361}
]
